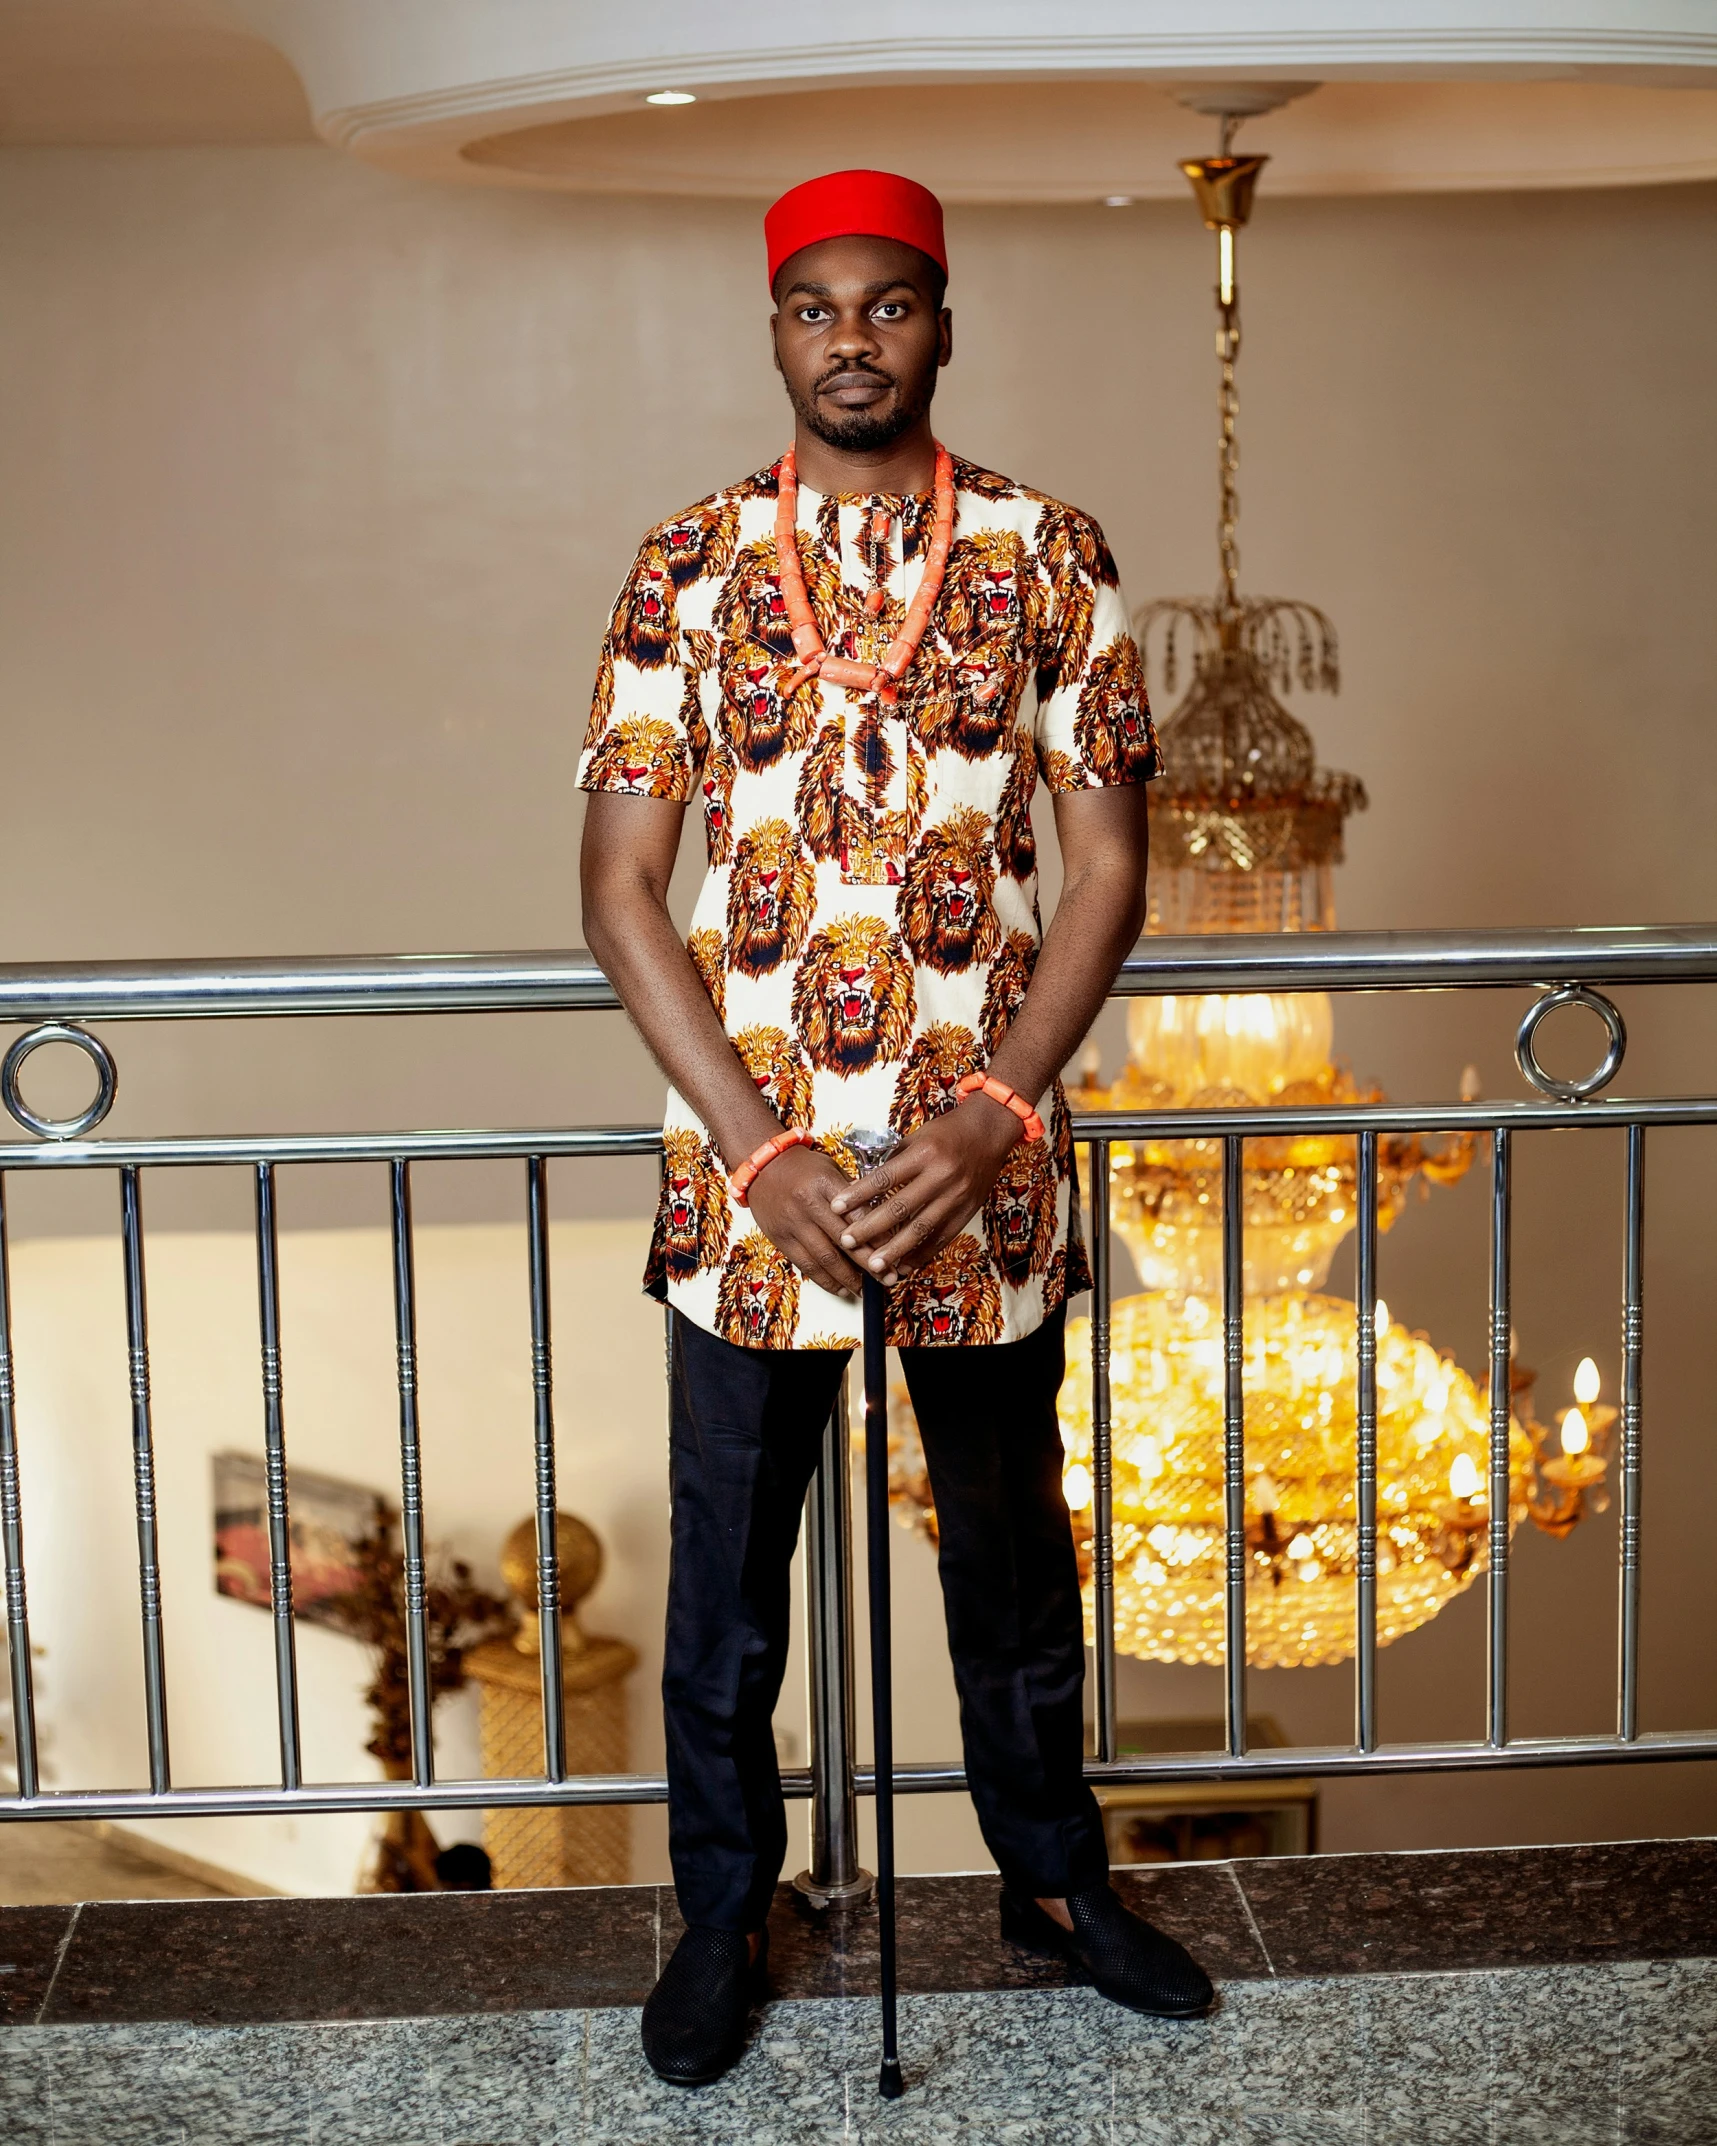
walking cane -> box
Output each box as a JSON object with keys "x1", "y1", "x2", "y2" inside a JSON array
[{"x1": 846, "y1": 1131, "x2": 905, "y2": 2099}]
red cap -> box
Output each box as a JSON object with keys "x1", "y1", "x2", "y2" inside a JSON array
[{"x1": 765, "y1": 169, "x2": 947, "y2": 291}]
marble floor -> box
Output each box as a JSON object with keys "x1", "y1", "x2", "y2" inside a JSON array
[
  {"x1": 0, "y1": 1822, "x2": 240, "y2": 1907},
  {"x1": 3, "y1": 1957, "x2": 1715, "y2": 2146}
]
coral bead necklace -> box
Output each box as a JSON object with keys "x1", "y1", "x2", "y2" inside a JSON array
[{"x1": 774, "y1": 443, "x2": 955, "y2": 706}]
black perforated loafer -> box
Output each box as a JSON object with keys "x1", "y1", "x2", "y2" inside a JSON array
[
  {"x1": 640, "y1": 1924, "x2": 769, "y2": 2086},
  {"x1": 1000, "y1": 1883, "x2": 1215, "y2": 2017}
]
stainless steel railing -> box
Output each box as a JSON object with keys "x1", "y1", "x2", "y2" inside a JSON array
[{"x1": 0, "y1": 927, "x2": 1713, "y2": 1857}]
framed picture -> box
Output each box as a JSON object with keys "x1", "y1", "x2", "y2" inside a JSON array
[{"x1": 212, "y1": 1451, "x2": 386, "y2": 1635}]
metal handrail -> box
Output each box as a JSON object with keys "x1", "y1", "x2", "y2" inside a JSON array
[
  {"x1": 0, "y1": 927, "x2": 1713, "y2": 1869},
  {"x1": 3, "y1": 922, "x2": 1717, "y2": 1024}
]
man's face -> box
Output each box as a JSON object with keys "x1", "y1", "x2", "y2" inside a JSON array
[{"x1": 771, "y1": 235, "x2": 951, "y2": 455}]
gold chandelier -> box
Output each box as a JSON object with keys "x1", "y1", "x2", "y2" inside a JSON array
[{"x1": 884, "y1": 115, "x2": 1614, "y2": 1669}]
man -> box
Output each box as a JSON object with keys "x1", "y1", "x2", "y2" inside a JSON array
[{"x1": 580, "y1": 169, "x2": 1213, "y2": 2087}]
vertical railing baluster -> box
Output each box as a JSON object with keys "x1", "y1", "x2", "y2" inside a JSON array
[
  {"x1": 119, "y1": 1167, "x2": 170, "y2": 1794},
  {"x1": 1089, "y1": 1138, "x2": 1117, "y2": 1765},
  {"x1": 1486, "y1": 1128, "x2": 1512, "y2": 1749},
  {"x1": 1222, "y1": 1133, "x2": 1247, "y2": 1757},
  {"x1": 254, "y1": 1164, "x2": 302, "y2": 1790},
  {"x1": 798, "y1": 1382, "x2": 870, "y2": 1905},
  {"x1": 1354, "y1": 1130, "x2": 1379, "y2": 1753},
  {"x1": 526, "y1": 1157, "x2": 565, "y2": 1781},
  {"x1": 0, "y1": 1173, "x2": 39, "y2": 1798},
  {"x1": 389, "y1": 1160, "x2": 434, "y2": 1787},
  {"x1": 1618, "y1": 1123, "x2": 1645, "y2": 1742}
]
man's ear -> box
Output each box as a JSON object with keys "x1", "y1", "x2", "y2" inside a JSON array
[
  {"x1": 769, "y1": 311, "x2": 783, "y2": 376},
  {"x1": 938, "y1": 309, "x2": 954, "y2": 369}
]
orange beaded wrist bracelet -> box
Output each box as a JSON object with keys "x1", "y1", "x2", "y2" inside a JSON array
[
  {"x1": 728, "y1": 1126, "x2": 813, "y2": 1205},
  {"x1": 954, "y1": 1072, "x2": 1044, "y2": 1143}
]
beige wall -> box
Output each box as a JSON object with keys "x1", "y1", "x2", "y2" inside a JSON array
[{"x1": 3, "y1": 145, "x2": 1717, "y2": 1871}]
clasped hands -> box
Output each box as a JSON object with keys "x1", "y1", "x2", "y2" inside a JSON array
[{"x1": 744, "y1": 1101, "x2": 1023, "y2": 1302}]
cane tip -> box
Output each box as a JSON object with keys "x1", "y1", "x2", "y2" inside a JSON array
[{"x1": 878, "y1": 2055, "x2": 905, "y2": 2099}]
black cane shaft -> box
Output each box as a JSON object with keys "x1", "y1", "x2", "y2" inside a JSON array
[{"x1": 862, "y1": 1276, "x2": 903, "y2": 2097}]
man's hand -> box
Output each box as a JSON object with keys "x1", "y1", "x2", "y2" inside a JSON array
[
  {"x1": 746, "y1": 1146, "x2": 869, "y2": 1302},
  {"x1": 828, "y1": 1102, "x2": 1021, "y2": 1286}
]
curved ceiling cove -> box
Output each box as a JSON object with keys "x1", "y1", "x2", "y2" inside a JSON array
[{"x1": 233, "y1": 2, "x2": 1717, "y2": 198}]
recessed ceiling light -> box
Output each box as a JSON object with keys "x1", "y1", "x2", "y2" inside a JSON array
[
  {"x1": 646, "y1": 90, "x2": 697, "y2": 106},
  {"x1": 1104, "y1": 195, "x2": 1134, "y2": 208}
]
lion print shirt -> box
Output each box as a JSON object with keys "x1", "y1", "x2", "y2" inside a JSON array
[{"x1": 578, "y1": 454, "x2": 1161, "y2": 1351}]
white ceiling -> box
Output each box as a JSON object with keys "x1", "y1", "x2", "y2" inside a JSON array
[{"x1": 4, "y1": 0, "x2": 1716, "y2": 199}]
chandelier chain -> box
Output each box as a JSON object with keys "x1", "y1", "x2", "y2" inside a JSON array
[{"x1": 1217, "y1": 278, "x2": 1241, "y2": 616}]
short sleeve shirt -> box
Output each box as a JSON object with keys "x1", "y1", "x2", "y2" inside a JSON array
[{"x1": 578, "y1": 454, "x2": 1161, "y2": 1350}]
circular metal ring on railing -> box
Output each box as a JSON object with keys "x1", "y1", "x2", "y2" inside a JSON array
[
  {"x1": 0, "y1": 1023, "x2": 119, "y2": 1140},
  {"x1": 1514, "y1": 984, "x2": 1627, "y2": 1101}
]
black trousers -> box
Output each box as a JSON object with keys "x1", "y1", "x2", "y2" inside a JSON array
[{"x1": 663, "y1": 1304, "x2": 1109, "y2": 1931}]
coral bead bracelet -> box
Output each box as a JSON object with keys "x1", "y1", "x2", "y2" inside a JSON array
[
  {"x1": 954, "y1": 1072, "x2": 1044, "y2": 1143},
  {"x1": 728, "y1": 1126, "x2": 814, "y2": 1205}
]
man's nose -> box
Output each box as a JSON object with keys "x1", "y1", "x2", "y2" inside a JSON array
[{"x1": 825, "y1": 314, "x2": 883, "y2": 360}]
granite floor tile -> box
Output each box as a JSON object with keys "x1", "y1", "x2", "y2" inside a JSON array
[
  {"x1": 303, "y1": 2018, "x2": 447, "y2": 2146},
  {"x1": 0, "y1": 2025, "x2": 53, "y2": 2145},
  {"x1": 1490, "y1": 2101, "x2": 1623, "y2": 2146},
  {"x1": 1108, "y1": 1999, "x2": 1234, "y2": 2114},
  {"x1": 1358, "y1": 2106, "x2": 1488, "y2": 2145},
  {"x1": 1237, "y1": 2111, "x2": 1367, "y2": 2146},
  {"x1": 1234, "y1": 1840, "x2": 1717, "y2": 1981},
  {"x1": 1485, "y1": 1960, "x2": 1622, "y2": 2109},
  {"x1": 43, "y1": 1888, "x2": 663, "y2": 2027},
  {"x1": 889, "y1": 1988, "x2": 1111, "y2": 2106},
  {"x1": 1107, "y1": 2113, "x2": 1239, "y2": 2146},
  {"x1": 1212, "y1": 1975, "x2": 1365, "y2": 2106},
  {"x1": 40, "y1": 2022, "x2": 312, "y2": 2146},
  {"x1": 421, "y1": 2009, "x2": 586, "y2": 2146},
  {"x1": 1615, "y1": 1957, "x2": 1717, "y2": 2110},
  {"x1": 1622, "y1": 2109, "x2": 1717, "y2": 2146},
  {"x1": 1359, "y1": 1969, "x2": 1493, "y2": 2127},
  {"x1": 585, "y1": 1997, "x2": 848, "y2": 2144},
  {"x1": 0, "y1": 1905, "x2": 78, "y2": 2026}
]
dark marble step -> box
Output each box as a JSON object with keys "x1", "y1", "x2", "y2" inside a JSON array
[{"x1": 3, "y1": 1836, "x2": 1714, "y2": 2030}]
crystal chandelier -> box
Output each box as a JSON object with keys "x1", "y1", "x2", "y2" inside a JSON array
[{"x1": 884, "y1": 108, "x2": 1614, "y2": 1669}]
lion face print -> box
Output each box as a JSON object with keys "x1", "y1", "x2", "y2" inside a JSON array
[
  {"x1": 887, "y1": 1236, "x2": 1004, "y2": 1349},
  {"x1": 726, "y1": 818, "x2": 816, "y2": 979},
  {"x1": 700, "y1": 736, "x2": 737, "y2": 866},
  {"x1": 582, "y1": 715, "x2": 686, "y2": 798},
  {"x1": 659, "y1": 1128, "x2": 731, "y2": 1283},
  {"x1": 919, "y1": 655, "x2": 1018, "y2": 764},
  {"x1": 721, "y1": 642, "x2": 818, "y2": 772},
  {"x1": 716, "y1": 1231, "x2": 801, "y2": 1350},
  {"x1": 685, "y1": 926, "x2": 726, "y2": 1024},
  {"x1": 792, "y1": 914, "x2": 916, "y2": 1077},
  {"x1": 579, "y1": 454, "x2": 1158, "y2": 1349},
  {"x1": 1074, "y1": 637, "x2": 1159, "y2": 786},
  {"x1": 657, "y1": 498, "x2": 740, "y2": 590},
  {"x1": 734, "y1": 1023, "x2": 814, "y2": 1128},
  {"x1": 985, "y1": 1139, "x2": 1058, "y2": 1286},
  {"x1": 889, "y1": 1023, "x2": 982, "y2": 1137},
  {"x1": 980, "y1": 929, "x2": 1040, "y2": 1054},
  {"x1": 901, "y1": 807, "x2": 1002, "y2": 975},
  {"x1": 610, "y1": 554, "x2": 680, "y2": 670},
  {"x1": 939, "y1": 529, "x2": 1044, "y2": 654}
]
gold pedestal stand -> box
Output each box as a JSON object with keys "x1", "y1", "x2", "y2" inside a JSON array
[{"x1": 464, "y1": 1512, "x2": 638, "y2": 1890}]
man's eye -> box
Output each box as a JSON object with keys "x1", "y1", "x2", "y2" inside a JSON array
[
  {"x1": 799, "y1": 307, "x2": 830, "y2": 323},
  {"x1": 874, "y1": 304, "x2": 907, "y2": 320}
]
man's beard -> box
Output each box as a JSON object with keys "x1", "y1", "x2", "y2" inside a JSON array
[{"x1": 788, "y1": 366, "x2": 935, "y2": 454}]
